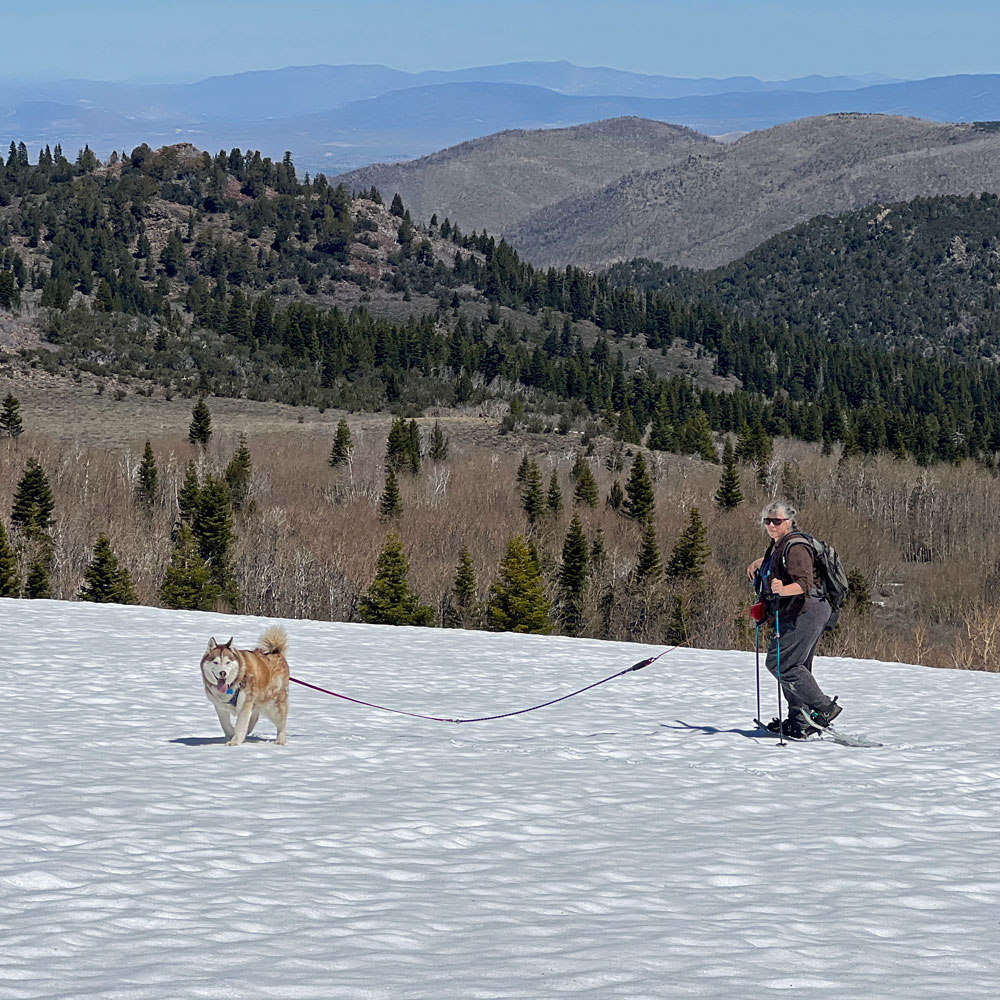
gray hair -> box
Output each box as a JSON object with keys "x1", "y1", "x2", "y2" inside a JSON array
[{"x1": 761, "y1": 499, "x2": 798, "y2": 527}]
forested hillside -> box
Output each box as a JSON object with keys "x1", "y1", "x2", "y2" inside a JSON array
[
  {"x1": 3, "y1": 139, "x2": 1000, "y2": 466},
  {"x1": 609, "y1": 193, "x2": 1000, "y2": 361}
]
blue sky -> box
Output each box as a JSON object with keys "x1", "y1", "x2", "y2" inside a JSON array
[{"x1": 6, "y1": 0, "x2": 1000, "y2": 82}]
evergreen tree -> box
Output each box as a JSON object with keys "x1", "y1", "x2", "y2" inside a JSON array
[
  {"x1": 192, "y1": 475, "x2": 236, "y2": 603},
  {"x1": 573, "y1": 461, "x2": 599, "y2": 507},
  {"x1": 847, "y1": 568, "x2": 871, "y2": 614},
  {"x1": 0, "y1": 393, "x2": 23, "y2": 438},
  {"x1": 665, "y1": 593, "x2": 691, "y2": 646},
  {"x1": 379, "y1": 468, "x2": 402, "y2": 519},
  {"x1": 0, "y1": 520, "x2": 20, "y2": 597},
  {"x1": 606, "y1": 480, "x2": 625, "y2": 512},
  {"x1": 516, "y1": 452, "x2": 532, "y2": 484},
  {"x1": 679, "y1": 410, "x2": 717, "y2": 462},
  {"x1": 623, "y1": 452, "x2": 655, "y2": 521},
  {"x1": 385, "y1": 416, "x2": 419, "y2": 474},
  {"x1": 11, "y1": 459, "x2": 54, "y2": 539},
  {"x1": 521, "y1": 459, "x2": 545, "y2": 525},
  {"x1": 329, "y1": 418, "x2": 353, "y2": 467},
  {"x1": 224, "y1": 434, "x2": 253, "y2": 512},
  {"x1": 407, "y1": 419, "x2": 422, "y2": 473},
  {"x1": 358, "y1": 532, "x2": 434, "y2": 626},
  {"x1": 135, "y1": 441, "x2": 159, "y2": 507},
  {"x1": 486, "y1": 535, "x2": 552, "y2": 635},
  {"x1": 177, "y1": 461, "x2": 200, "y2": 522},
  {"x1": 714, "y1": 439, "x2": 744, "y2": 510},
  {"x1": 646, "y1": 397, "x2": 676, "y2": 453},
  {"x1": 188, "y1": 397, "x2": 212, "y2": 447},
  {"x1": 546, "y1": 469, "x2": 563, "y2": 517},
  {"x1": 25, "y1": 559, "x2": 50, "y2": 599},
  {"x1": 428, "y1": 420, "x2": 449, "y2": 461},
  {"x1": 735, "y1": 419, "x2": 773, "y2": 467},
  {"x1": 558, "y1": 514, "x2": 589, "y2": 633},
  {"x1": 666, "y1": 507, "x2": 711, "y2": 581},
  {"x1": 78, "y1": 533, "x2": 137, "y2": 604},
  {"x1": 159, "y1": 522, "x2": 220, "y2": 611},
  {"x1": 590, "y1": 527, "x2": 606, "y2": 571},
  {"x1": 444, "y1": 546, "x2": 479, "y2": 629},
  {"x1": 635, "y1": 518, "x2": 662, "y2": 584}
]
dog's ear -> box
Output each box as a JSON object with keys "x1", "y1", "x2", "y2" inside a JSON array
[
  {"x1": 206, "y1": 637, "x2": 217, "y2": 652},
  {"x1": 224, "y1": 637, "x2": 234, "y2": 648}
]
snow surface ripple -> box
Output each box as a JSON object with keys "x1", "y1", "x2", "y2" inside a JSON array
[{"x1": 1, "y1": 599, "x2": 999, "y2": 999}]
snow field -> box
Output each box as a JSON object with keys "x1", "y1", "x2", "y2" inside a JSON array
[{"x1": 2, "y1": 599, "x2": 999, "y2": 999}]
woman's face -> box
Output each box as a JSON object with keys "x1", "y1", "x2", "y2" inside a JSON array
[{"x1": 764, "y1": 511, "x2": 793, "y2": 542}]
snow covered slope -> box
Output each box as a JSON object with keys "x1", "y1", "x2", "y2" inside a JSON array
[{"x1": 2, "y1": 599, "x2": 998, "y2": 999}]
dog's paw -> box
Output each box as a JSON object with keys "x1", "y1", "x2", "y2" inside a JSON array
[
  {"x1": 224, "y1": 738, "x2": 243, "y2": 746},
  {"x1": 275, "y1": 736, "x2": 286, "y2": 745}
]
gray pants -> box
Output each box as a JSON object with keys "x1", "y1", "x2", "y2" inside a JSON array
[{"x1": 765, "y1": 598, "x2": 835, "y2": 717}]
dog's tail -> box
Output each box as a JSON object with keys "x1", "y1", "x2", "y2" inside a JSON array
[{"x1": 257, "y1": 625, "x2": 288, "y2": 656}]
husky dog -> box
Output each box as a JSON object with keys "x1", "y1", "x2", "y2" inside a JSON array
[{"x1": 200, "y1": 627, "x2": 289, "y2": 745}]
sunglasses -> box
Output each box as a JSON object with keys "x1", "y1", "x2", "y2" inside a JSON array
[{"x1": 763, "y1": 517, "x2": 789, "y2": 526}]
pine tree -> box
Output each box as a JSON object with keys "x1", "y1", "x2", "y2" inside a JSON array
[
  {"x1": 847, "y1": 568, "x2": 870, "y2": 614},
  {"x1": 635, "y1": 518, "x2": 662, "y2": 584},
  {"x1": 546, "y1": 469, "x2": 563, "y2": 517},
  {"x1": 714, "y1": 440, "x2": 744, "y2": 510},
  {"x1": 159, "y1": 522, "x2": 220, "y2": 611},
  {"x1": 135, "y1": 441, "x2": 159, "y2": 507},
  {"x1": 666, "y1": 507, "x2": 711, "y2": 581},
  {"x1": 590, "y1": 527, "x2": 606, "y2": 571},
  {"x1": 444, "y1": 546, "x2": 480, "y2": 629},
  {"x1": 516, "y1": 452, "x2": 532, "y2": 484},
  {"x1": 0, "y1": 392, "x2": 23, "y2": 438},
  {"x1": 558, "y1": 514, "x2": 589, "y2": 633},
  {"x1": 428, "y1": 420, "x2": 449, "y2": 461},
  {"x1": 486, "y1": 535, "x2": 552, "y2": 634},
  {"x1": 521, "y1": 459, "x2": 545, "y2": 525},
  {"x1": 188, "y1": 397, "x2": 212, "y2": 447},
  {"x1": 358, "y1": 532, "x2": 434, "y2": 626},
  {"x1": 329, "y1": 418, "x2": 353, "y2": 467},
  {"x1": 573, "y1": 461, "x2": 599, "y2": 508},
  {"x1": 407, "y1": 419, "x2": 422, "y2": 474},
  {"x1": 646, "y1": 397, "x2": 676, "y2": 453},
  {"x1": 0, "y1": 520, "x2": 20, "y2": 597},
  {"x1": 379, "y1": 468, "x2": 402, "y2": 519},
  {"x1": 606, "y1": 480, "x2": 624, "y2": 512},
  {"x1": 25, "y1": 559, "x2": 50, "y2": 599},
  {"x1": 224, "y1": 435, "x2": 253, "y2": 512},
  {"x1": 623, "y1": 453, "x2": 655, "y2": 521},
  {"x1": 192, "y1": 475, "x2": 236, "y2": 604},
  {"x1": 664, "y1": 593, "x2": 691, "y2": 646},
  {"x1": 679, "y1": 410, "x2": 718, "y2": 462},
  {"x1": 177, "y1": 461, "x2": 200, "y2": 522},
  {"x1": 78, "y1": 533, "x2": 137, "y2": 604},
  {"x1": 735, "y1": 419, "x2": 772, "y2": 467},
  {"x1": 11, "y1": 459, "x2": 54, "y2": 539},
  {"x1": 385, "y1": 416, "x2": 419, "y2": 474}
]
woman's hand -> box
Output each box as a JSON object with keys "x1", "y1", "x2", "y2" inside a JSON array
[{"x1": 746, "y1": 557, "x2": 764, "y2": 580}]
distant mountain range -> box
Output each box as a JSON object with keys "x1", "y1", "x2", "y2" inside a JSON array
[
  {"x1": 4, "y1": 61, "x2": 1000, "y2": 175},
  {"x1": 337, "y1": 113, "x2": 1000, "y2": 270}
]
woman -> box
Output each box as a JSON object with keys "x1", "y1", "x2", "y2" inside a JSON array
[{"x1": 746, "y1": 500, "x2": 841, "y2": 738}]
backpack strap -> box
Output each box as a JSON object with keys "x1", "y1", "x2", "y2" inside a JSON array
[{"x1": 778, "y1": 532, "x2": 824, "y2": 599}]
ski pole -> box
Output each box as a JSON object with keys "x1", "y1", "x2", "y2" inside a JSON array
[
  {"x1": 754, "y1": 622, "x2": 761, "y2": 723},
  {"x1": 774, "y1": 607, "x2": 786, "y2": 747}
]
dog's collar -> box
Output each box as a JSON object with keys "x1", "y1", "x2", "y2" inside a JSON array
[{"x1": 226, "y1": 685, "x2": 239, "y2": 706}]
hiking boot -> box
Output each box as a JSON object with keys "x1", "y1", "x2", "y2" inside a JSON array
[
  {"x1": 807, "y1": 697, "x2": 842, "y2": 729},
  {"x1": 765, "y1": 716, "x2": 812, "y2": 739}
]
